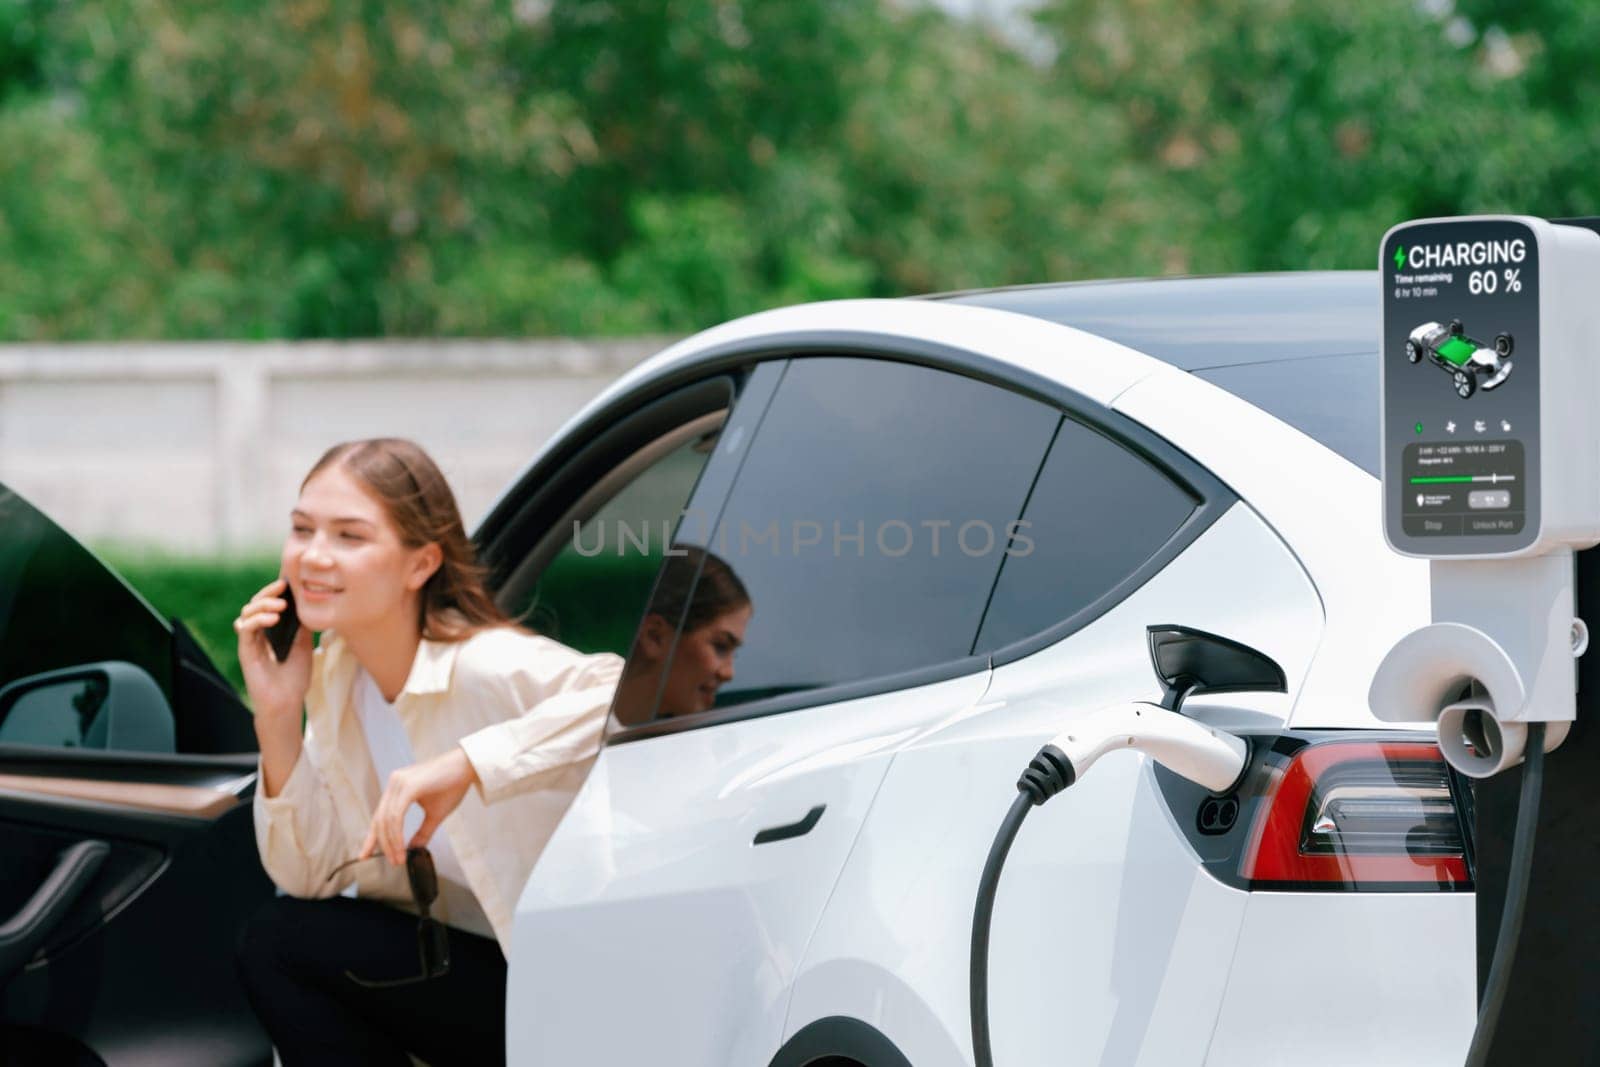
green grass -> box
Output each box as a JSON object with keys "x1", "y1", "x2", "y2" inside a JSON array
[{"x1": 98, "y1": 548, "x2": 278, "y2": 697}]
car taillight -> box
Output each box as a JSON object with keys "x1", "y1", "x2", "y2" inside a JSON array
[{"x1": 1240, "y1": 740, "x2": 1470, "y2": 889}]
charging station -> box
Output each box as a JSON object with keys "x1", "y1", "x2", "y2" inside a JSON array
[
  {"x1": 1371, "y1": 215, "x2": 1600, "y2": 763},
  {"x1": 1370, "y1": 214, "x2": 1600, "y2": 1064}
]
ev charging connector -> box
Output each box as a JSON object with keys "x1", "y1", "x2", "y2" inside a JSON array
[
  {"x1": 969, "y1": 626, "x2": 1280, "y2": 1067},
  {"x1": 1370, "y1": 215, "x2": 1600, "y2": 1067},
  {"x1": 1370, "y1": 215, "x2": 1600, "y2": 773}
]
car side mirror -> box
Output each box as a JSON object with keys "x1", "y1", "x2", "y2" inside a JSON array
[
  {"x1": 0, "y1": 662, "x2": 176, "y2": 754},
  {"x1": 1146, "y1": 625, "x2": 1287, "y2": 714}
]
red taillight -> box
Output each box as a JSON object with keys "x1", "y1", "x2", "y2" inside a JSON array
[{"x1": 1240, "y1": 741, "x2": 1470, "y2": 889}]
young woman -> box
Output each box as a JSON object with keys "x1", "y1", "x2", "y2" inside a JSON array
[{"x1": 232, "y1": 438, "x2": 622, "y2": 1066}]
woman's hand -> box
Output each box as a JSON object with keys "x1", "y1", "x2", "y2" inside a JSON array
[
  {"x1": 360, "y1": 747, "x2": 480, "y2": 867},
  {"x1": 235, "y1": 577, "x2": 313, "y2": 797},
  {"x1": 234, "y1": 577, "x2": 313, "y2": 721}
]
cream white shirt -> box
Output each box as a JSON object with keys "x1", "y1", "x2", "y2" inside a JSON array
[
  {"x1": 354, "y1": 667, "x2": 493, "y2": 939},
  {"x1": 253, "y1": 626, "x2": 624, "y2": 952}
]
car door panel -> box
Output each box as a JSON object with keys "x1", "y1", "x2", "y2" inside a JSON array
[
  {"x1": 0, "y1": 750, "x2": 272, "y2": 1066},
  {"x1": 508, "y1": 669, "x2": 993, "y2": 1065},
  {"x1": 0, "y1": 482, "x2": 272, "y2": 1065}
]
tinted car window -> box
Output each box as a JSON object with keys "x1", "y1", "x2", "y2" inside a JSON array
[
  {"x1": 0, "y1": 487, "x2": 176, "y2": 749},
  {"x1": 624, "y1": 357, "x2": 1059, "y2": 720},
  {"x1": 518, "y1": 433, "x2": 719, "y2": 658},
  {"x1": 975, "y1": 416, "x2": 1198, "y2": 652}
]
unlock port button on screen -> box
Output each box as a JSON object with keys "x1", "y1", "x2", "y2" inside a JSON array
[{"x1": 1469, "y1": 490, "x2": 1513, "y2": 510}]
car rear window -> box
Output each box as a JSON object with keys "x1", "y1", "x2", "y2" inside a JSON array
[
  {"x1": 1193, "y1": 352, "x2": 1378, "y2": 476},
  {"x1": 974, "y1": 414, "x2": 1199, "y2": 653}
]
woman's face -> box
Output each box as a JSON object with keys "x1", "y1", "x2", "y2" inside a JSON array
[
  {"x1": 281, "y1": 465, "x2": 438, "y2": 635},
  {"x1": 658, "y1": 603, "x2": 753, "y2": 717}
]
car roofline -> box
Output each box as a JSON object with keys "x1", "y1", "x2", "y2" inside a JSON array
[{"x1": 914, "y1": 268, "x2": 1370, "y2": 303}]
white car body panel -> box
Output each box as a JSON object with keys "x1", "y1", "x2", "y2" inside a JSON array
[
  {"x1": 1206, "y1": 891, "x2": 1474, "y2": 1066},
  {"x1": 1113, "y1": 369, "x2": 1431, "y2": 730},
  {"x1": 506, "y1": 669, "x2": 993, "y2": 1065},
  {"x1": 786, "y1": 758, "x2": 1247, "y2": 1067},
  {"x1": 785, "y1": 504, "x2": 1329, "y2": 1065}
]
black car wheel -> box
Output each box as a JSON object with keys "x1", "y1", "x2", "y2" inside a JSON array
[
  {"x1": 1454, "y1": 370, "x2": 1477, "y2": 399},
  {"x1": 1406, "y1": 340, "x2": 1423, "y2": 363},
  {"x1": 1495, "y1": 333, "x2": 1514, "y2": 357}
]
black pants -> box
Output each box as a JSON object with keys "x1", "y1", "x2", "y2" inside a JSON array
[{"x1": 234, "y1": 896, "x2": 507, "y2": 1067}]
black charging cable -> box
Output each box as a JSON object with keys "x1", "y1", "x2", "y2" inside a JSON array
[
  {"x1": 1463, "y1": 721, "x2": 1545, "y2": 1067},
  {"x1": 970, "y1": 746, "x2": 1075, "y2": 1067}
]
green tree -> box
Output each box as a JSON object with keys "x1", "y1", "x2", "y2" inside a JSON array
[
  {"x1": 1031, "y1": 0, "x2": 1560, "y2": 271},
  {"x1": 7, "y1": 0, "x2": 1588, "y2": 342}
]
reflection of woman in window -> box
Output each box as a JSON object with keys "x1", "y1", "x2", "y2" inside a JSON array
[
  {"x1": 612, "y1": 546, "x2": 752, "y2": 723},
  {"x1": 231, "y1": 438, "x2": 621, "y2": 1066}
]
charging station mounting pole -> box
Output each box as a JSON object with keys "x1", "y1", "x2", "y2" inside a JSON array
[{"x1": 1470, "y1": 216, "x2": 1600, "y2": 1064}]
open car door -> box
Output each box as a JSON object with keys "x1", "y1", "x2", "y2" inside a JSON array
[{"x1": 0, "y1": 485, "x2": 273, "y2": 1065}]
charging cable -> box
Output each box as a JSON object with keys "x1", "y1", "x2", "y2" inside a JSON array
[{"x1": 1463, "y1": 721, "x2": 1545, "y2": 1067}]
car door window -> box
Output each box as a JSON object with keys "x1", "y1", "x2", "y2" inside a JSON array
[
  {"x1": 514, "y1": 432, "x2": 721, "y2": 657},
  {"x1": 615, "y1": 356, "x2": 1060, "y2": 725},
  {"x1": 0, "y1": 487, "x2": 176, "y2": 751},
  {"x1": 974, "y1": 415, "x2": 1200, "y2": 653}
]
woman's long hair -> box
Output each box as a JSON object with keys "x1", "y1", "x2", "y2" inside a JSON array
[
  {"x1": 303, "y1": 438, "x2": 512, "y2": 641},
  {"x1": 642, "y1": 545, "x2": 750, "y2": 636}
]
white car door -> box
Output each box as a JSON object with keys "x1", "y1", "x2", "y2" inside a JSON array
[
  {"x1": 506, "y1": 354, "x2": 1067, "y2": 1064},
  {"x1": 512, "y1": 671, "x2": 994, "y2": 1064}
]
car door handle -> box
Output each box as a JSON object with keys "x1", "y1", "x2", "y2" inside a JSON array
[
  {"x1": 0, "y1": 839, "x2": 109, "y2": 985},
  {"x1": 753, "y1": 805, "x2": 826, "y2": 846}
]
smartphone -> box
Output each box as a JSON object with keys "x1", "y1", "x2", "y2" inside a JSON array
[{"x1": 265, "y1": 582, "x2": 300, "y2": 663}]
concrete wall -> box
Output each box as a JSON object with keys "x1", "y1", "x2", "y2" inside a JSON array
[{"x1": 0, "y1": 339, "x2": 673, "y2": 554}]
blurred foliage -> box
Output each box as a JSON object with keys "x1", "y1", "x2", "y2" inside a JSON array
[{"x1": 0, "y1": 0, "x2": 1589, "y2": 339}]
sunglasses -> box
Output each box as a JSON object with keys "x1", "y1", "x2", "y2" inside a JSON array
[{"x1": 326, "y1": 846, "x2": 451, "y2": 988}]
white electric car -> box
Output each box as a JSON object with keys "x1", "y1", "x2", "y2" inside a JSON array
[
  {"x1": 484, "y1": 272, "x2": 1475, "y2": 1066},
  {"x1": 0, "y1": 271, "x2": 1473, "y2": 1065}
]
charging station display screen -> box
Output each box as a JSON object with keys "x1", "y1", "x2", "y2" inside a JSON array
[{"x1": 1382, "y1": 219, "x2": 1540, "y2": 555}]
